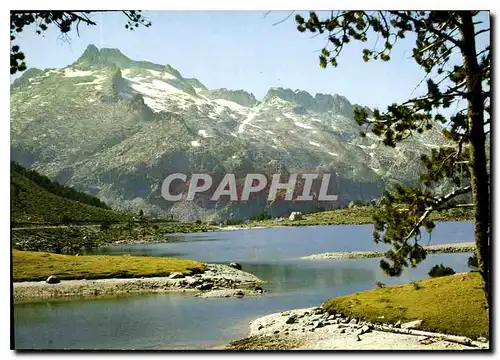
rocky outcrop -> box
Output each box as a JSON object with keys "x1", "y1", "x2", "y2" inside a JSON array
[
  {"x1": 302, "y1": 242, "x2": 476, "y2": 260},
  {"x1": 224, "y1": 307, "x2": 488, "y2": 350},
  {"x1": 13, "y1": 264, "x2": 264, "y2": 301}
]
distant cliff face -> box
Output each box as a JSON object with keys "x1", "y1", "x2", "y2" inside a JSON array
[{"x1": 10, "y1": 45, "x2": 448, "y2": 221}]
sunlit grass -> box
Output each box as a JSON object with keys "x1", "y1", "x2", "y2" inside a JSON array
[
  {"x1": 13, "y1": 250, "x2": 206, "y2": 282},
  {"x1": 322, "y1": 272, "x2": 488, "y2": 339}
]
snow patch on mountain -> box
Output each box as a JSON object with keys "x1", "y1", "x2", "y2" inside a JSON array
[
  {"x1": 295, "y1": 121, "x2": 314, "y2": 130},
  {"x1": 64, "y1": 69, "x2": 93, "y2": 77}
]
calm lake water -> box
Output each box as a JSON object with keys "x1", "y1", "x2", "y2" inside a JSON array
[{"x1": 14, "y1": 221, "x2": 474, "y2": 350}]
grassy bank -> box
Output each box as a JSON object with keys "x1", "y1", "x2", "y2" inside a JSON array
[
  {"x1": 322, "y1": 273, "x2": 488, "y2": 339},
  {"x1": 11, "y1": 164, "x2": 134, "y2": 225},
  {"x1": 12, "y1": 250, "x2": 206, "y2": 282},
  {"x1": 223, "y1": 206, "x2": 473, "y2": 229}
]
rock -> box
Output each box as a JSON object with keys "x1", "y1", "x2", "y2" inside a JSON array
[
  {"x1": 286, "y1": 315, "x2": 298, "y2": 324},
  {"x1": 476, "y1": 337, "x2": 488, "y2": 343},
  {"x1": 356, "y1": 325, "x2": 372, "y2": 336},
  {"x1": 394, "y1": 320, "x2": 402, "y2": 328},
  {"x1": 234, "y1": 290, "x2": 245, "y2": 298},
  {"x1": 401, "y1": 319, "x2": 423, "y2": 330},
  {"x1": 288, "y1": 211, "x2": 303, "y2": 221},
  {"x1": 349, "y1": 318, "x2": 358, "y2": 325},
  {"x1": 46, "y1": 276, "x2": 60, "y2": 284},
  {"x1": 229, "y1": 262, "x2": 242, "y2": 270},
  {"x1": 335, "y1": 313, "x2": 343, "y2": 318},
  {"x1": 339, "y1": 328, "x2": 346, "y2": 334},
  {"x1": 314, "y1": 321, "x2": 324, "y2": 329},
  {"x1": 356, "y1": 334, "x2": 361, "y2": 341},
  {"x1": 195, "y1": 282, "x2": 214, "y2": 291},
  {"x1": 169, "y1": 272, "x2": 185, "y2": 279},
  {"x1": 257, "y1": 325, "x2": 264, "y2": 330},
  {"x1": 340, "y1": 318, "x2": 349, "y2": 324},
  {"x1": 273, "y1": 330, "x2": 280, "y2": 334},
  {"x1": 312, "y1": 307, "x2": 324, "y2": 314},
  {"x1": 255, "y1": 286, "x2": 264, "y2": 293},
  {"x1": 186, "y1": 278, "x2": 202, "y2": 287}
]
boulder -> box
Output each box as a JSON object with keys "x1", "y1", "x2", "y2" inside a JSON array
[
  {"x1": 229, "y1": 262, "x2": 242, "y2": 270},
  {"x1": 476, "y1": 337, "x2": 488, "y2": 343},
  {"x1": 186, "y1": 278, "x2": 202, "y2": 287},
  {"x1": 349, "y1": 318, "x2": 358, "y2": 325},
  {"x1": 314, "y1": 321, "x2": 324, "y2": 329},
  {"x1": 234, "y1": 290, "x2": 245, "y2": 298},
  {"x1": 285, "y1": 315, "x2": 298, "y2": 324},
  {"x1": 169, "y1": 272, "x2": 185, "y2": 279},
  {"x1": 312, "y1": 307, "x2": 324, "y2": 314},
  {"x1": 196, "y1": 282, "x2": 214, "y2": 291},
  {"x1": 356, "y1": 324, "x2": 372, "y2": 336},
  {"x1": 401, "y1": 319, "x2": 423, "y2": 330},
  {"x1": 288, "y1": 211, "x2": 303, "y2": 221},
  {"x1": 46, "y1": 276, "x2": 60, "y2": 284},
  {"x1": 394, "y1": 320, "x2": 402, "y2": 328}
]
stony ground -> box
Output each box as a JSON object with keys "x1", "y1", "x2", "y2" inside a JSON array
[
  {"x1": 222, "y1": 306, "x2": 489, "y2": 350},
  {"x1": 302, "y1": 242, "x2": 475, "y2": 260},
  {"x1": 13, "y1": 264, "x2": 265, "y2": 301}
]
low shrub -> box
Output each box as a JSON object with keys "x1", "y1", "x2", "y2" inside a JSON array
[{"x1": 428, "y1": 264, "x2": 456, "y2": 278}]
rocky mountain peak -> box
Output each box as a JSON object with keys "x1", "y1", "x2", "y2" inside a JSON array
[
  {"x1": 263, "y1": 88, "x2": 355, "y2": 117},
  {"x1": 204, "y1": 88, "x2": 258, "y2": 107}
]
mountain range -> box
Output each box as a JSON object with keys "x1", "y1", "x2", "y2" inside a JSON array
[{"x1": 10, "y1": 45, "x2": 448, "y2": 221}]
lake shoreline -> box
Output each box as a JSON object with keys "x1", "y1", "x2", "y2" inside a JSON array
[
  {"x1": 13, "y1": 264, "x2": 265, "y2": 302},
  {"x1": 301, "y1": 242, "x2": 475, "y2": 260},
  {"x1": 220, "y1": 306, "x2": 488, "y2": 350}
]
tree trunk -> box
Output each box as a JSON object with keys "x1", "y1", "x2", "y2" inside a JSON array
[{"x1": 459, "y1": 12, "x2": 490, "y2": 305}]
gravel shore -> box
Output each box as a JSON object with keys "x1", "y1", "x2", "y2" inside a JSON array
[
  {"x1": 222, "y1": 306, "x2": 489, "y2": 350},
  {"x1": 302, "y1": 242, "x2": 475, "y2": 260},
  {"x1": 13, "y1": 264, "x2": 264, "y2": 301}
]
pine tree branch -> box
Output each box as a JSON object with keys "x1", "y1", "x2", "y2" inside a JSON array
[
  {"x1": 475, "y1": 28, "x2": 490, "y2": 36},
  {"x1": 388, "y1": 11, "x2": 463, "y2": 48},
  {"x1": 450, "y1": 203, "x2": 475, "y2": 208},
  {"x1": 65, "y1": 12, "x2": 97, "y2": 26},
  {"x1": 397, "y1": 185, "x2": 471, "y2": 252}
]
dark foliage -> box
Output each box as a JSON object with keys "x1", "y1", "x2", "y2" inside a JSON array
[{"x1": 428, "y1": 264, "x2": 456, "y2": 278}]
